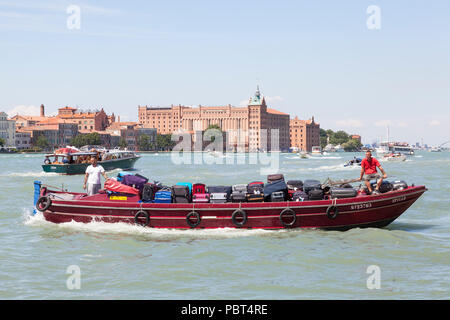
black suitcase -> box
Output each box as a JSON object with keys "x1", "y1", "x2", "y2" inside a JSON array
[
  {"x1": 173, "y1": 196, "x2": 190, "y2": 203},
  {"x1": 267, "y1": 174, "x2": 285, "y2": 183},
  {"x1": 371, "y1": 181, "x2": 393, "y2": 193},
  {"x1": 286, "y1": 180, "x2": 303, "y2": 191},
  {"x1": 330, "y1": 187, "x2": 357, "y2": 199},
  {"x1": 308, "y1": 189, "x2": 324, "y2": 200},
  {"x1": 172, "y1": 185, "x2": 190, "y2": 197},
  {"x1": 246, "y1": 193, "x2": 264, "y2": 202},
  {"x1": 231, "y1": 192, "x2": 247, "y2": 203},
  {"x1": 391, "y1": 180, "x2": 408, "y2": 190},
  {"x1": 207, "y1": 186, "x2": 232, "y2": 200},
  {"x1": 292, "y1": 191, "x2": 309, "y2": 202},
  {"x1": 303, "y1": 180, "x2": 322, "y2": 194},
  {"x1": 270, "y1": 191, "x2": 286, "y2": 202}
]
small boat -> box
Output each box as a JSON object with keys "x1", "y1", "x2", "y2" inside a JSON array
[
  {"x1": 42, "y1": 146, "x2": 140, "y2": 174},
  {"x1": 33, "y1": 180, "x2": 427, "y2": 231},
  {"x1": 299, "y1": 151, "x2": 309, "y2": 159},
  {"x1": 429, "y1": 147, "x2": 442, "y2": 152},
  {"x1": 310, "y1": 146, "x2": 323, "y2": 155},
  {"x1": 381, "y1": 153, "x2": 406, "y2": 162},
  {"x1": 344, "y1": 157, "x2": 362, "y2": 167}
]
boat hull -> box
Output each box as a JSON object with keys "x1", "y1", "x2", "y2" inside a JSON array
[
  {"x1": 38, "y1": 186, "x2": 427, "y2": 231},
  {"x1": 42, "y1": 156, "x2": 140, "y2": 174}
]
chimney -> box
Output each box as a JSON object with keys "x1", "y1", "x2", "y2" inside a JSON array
[
  {"x1": 118, "y1": 116, "x2": 121, "y2": 122},
  {"x1": 40, "y1": 104, "x2": 45, "y2": 117}
]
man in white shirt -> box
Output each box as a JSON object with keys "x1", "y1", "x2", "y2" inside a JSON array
[{"x1": 83, "y1": 157, "x2": 108, "y2": 196}]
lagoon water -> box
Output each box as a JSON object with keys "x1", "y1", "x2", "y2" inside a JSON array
[{"x1": 0, "y1": 151, "x2": 448, "y2": 299}]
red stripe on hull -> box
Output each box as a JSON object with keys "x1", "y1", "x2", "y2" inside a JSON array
[{"x1": 40, "y1": 186, "x2": 427, "y2": 231}]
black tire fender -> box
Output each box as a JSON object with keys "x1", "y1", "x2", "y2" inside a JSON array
[
  {"x1": 279, "y1": 208, "x2": 296, "y2": 228},
  {"x1": 186, "y1": 211, "x2": 201, "y2": 228},
  {"x1": 134, "y1": 210, "x2": 150, "y2": 227},
  {"x1": 326, "y1": 205, "x2": 339, "y2": 219},
  {"x1": 231, "y1": 209, "x2": 247, "y2": 227},
  {"x1": 36, "y1": 196, "x2": 52, "y2": 212}
]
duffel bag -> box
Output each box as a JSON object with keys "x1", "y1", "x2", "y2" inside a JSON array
[
  {"x1": 330, "y1": 187, "x2": 357, "y2": 199},
  {"x1": 287, "y1": 180, "x2": 303, "y2": 190},
  {"x1": 121, "y1": 174, "x2": 148, "y2": 193}
]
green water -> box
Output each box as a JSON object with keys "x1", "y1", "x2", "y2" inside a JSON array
[{"x1": 0, "y1": 151, "x2": 448, "y2": 299}]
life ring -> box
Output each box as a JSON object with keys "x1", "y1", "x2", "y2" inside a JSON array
[
  {"x1": 231, "y1": 209, "x2": 247, "y2": 227},
  {"x1": 134, "y1": 210, "x2": 150, "y2": 227},
  {"x1": 44, "y1": 158, "x2": 51, "y2": 165},
  {"x1": 36, "y1": 196, "x2": 51, "y2": 212},
  {"x1": 279, "y1": 208, "x2": 296, "y2": 228},
  {"x1": 326, "y1": 205, "x2": 339, "y2": 219},
  {"x1": 186, "y1": 211, "x2": 201, "y2": 228}
]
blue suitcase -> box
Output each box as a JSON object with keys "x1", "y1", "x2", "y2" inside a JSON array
[{"x1": 154, "y1": 190, "x2": 172, "y2": 203}]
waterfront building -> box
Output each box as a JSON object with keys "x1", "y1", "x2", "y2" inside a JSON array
[
  {"x1": 15, "y1": 131, "x2": 31, "y2": 150},
  {"x1": 138, "y1": 87, "x2": 291, "y2": 151},
  {"x1": 57, "y1": 106, "x2": 111, "y2": 132},
  {"x1": 289, "y1": 116, "x2": 320, "y2": 152},
  {"x1": 0, "y1": 112, "x2": 16, "y2": 147}
]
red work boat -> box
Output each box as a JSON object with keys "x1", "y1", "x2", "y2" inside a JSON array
[{"x1": 34, "y1": 182, "x2": 427, "y2": 231}]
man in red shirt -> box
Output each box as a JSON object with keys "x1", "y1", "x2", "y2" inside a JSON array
[{"x1": 359, "y1": 151, "x2": 387, "y2": 194}]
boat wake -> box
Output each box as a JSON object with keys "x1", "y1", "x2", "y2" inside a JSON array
[
  {"x1": 2, "y1": 171, "x2": 59, "y2": 177},
  {"x1": 283, "y1": 163, "x2": 360, "y2": 173},
  {"x1": 23, "y1": 211, "x2": 280, "y2": 240}
]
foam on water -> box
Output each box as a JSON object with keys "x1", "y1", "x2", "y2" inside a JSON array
[{"x1": 23, "y1": 210, "x2": 277, "y2": 240}]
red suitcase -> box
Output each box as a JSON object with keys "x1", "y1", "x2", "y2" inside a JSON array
[
  {"x1": 193, "y1": 183, "x2": 206, "y2": 195},
  {"x1": 192, "y1": 193, "x2": 210, "y2": 203}
]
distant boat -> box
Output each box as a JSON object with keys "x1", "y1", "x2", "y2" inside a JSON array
[
  {"x1": 42, "y1": 146, "x2": 140, "y2": 174},
  {"x1": 311, "y1": 146, "x2": 322, "y2": 155},
  {"x1": 429, "y1": 147, "x2": 442, "y2": 152},
  {"x1": 381, "y1": 153, "x2": 406, "y2": 162}
]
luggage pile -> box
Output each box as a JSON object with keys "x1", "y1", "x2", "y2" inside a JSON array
[{"x1": 107, "y1": 172, "x2": 406, "y2": 203}]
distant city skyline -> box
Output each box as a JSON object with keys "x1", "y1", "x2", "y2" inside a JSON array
[{"x1": 1, "y1": 0, "x2": 449, "y2": 146}]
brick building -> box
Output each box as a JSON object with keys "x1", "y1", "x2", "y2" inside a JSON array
[
  {"x1": 289, "y1": 116, "x2": 320, "y2": 152},
  {"x1": 138, "y1": 87, "x2": 291, "y2": 151}
]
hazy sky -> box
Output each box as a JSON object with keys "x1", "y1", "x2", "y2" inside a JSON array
[{"x1": 1, "y1": 0, "x2": 449, "y2": 146}]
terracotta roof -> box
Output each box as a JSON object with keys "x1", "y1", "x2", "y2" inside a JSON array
[{"x1": 267, "y1": 108, "x2": 289, "y2": 116}]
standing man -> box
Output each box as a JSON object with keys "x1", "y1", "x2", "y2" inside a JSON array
[
  {"x1": 83, "y1": 157, "x2": 108, "y2": 196},
  {"x1": 359, "y1": 151, "x2": 387, "y2": 195}
]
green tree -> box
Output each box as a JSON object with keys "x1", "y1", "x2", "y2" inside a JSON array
[
  {"x1": 138, "y1": 134, "x2": 152, "y2": 151},
  {"x1": 35, "y1": 135, "x2": 49, "y2": 150},
  {"x1": 156, "y1": 134, "x2": 175, "y2": 151},
  {"x1": 118, "y1": 137, "x2": 128, "y2": 148},
  {"x1": 0, "y1": 138, "x2": 5, "y2": 146},
  {"x1": 342, "y1": 139, "x2": 363, "y2": 152},
  {"x1": 330, "y1": 130, "x2": 349, "y2": 145}
]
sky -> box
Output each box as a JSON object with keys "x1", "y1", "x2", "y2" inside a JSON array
[{"x1": 1, "y1": 0, "x2": 449, "y2": 146}]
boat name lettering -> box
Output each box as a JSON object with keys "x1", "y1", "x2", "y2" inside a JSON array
[
  {"x1": 392, "y1": 196, "x2": 406, "y2": 203},
  {"x1": 351, "y1": 203, "x2": 372, "y2": 210}
]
